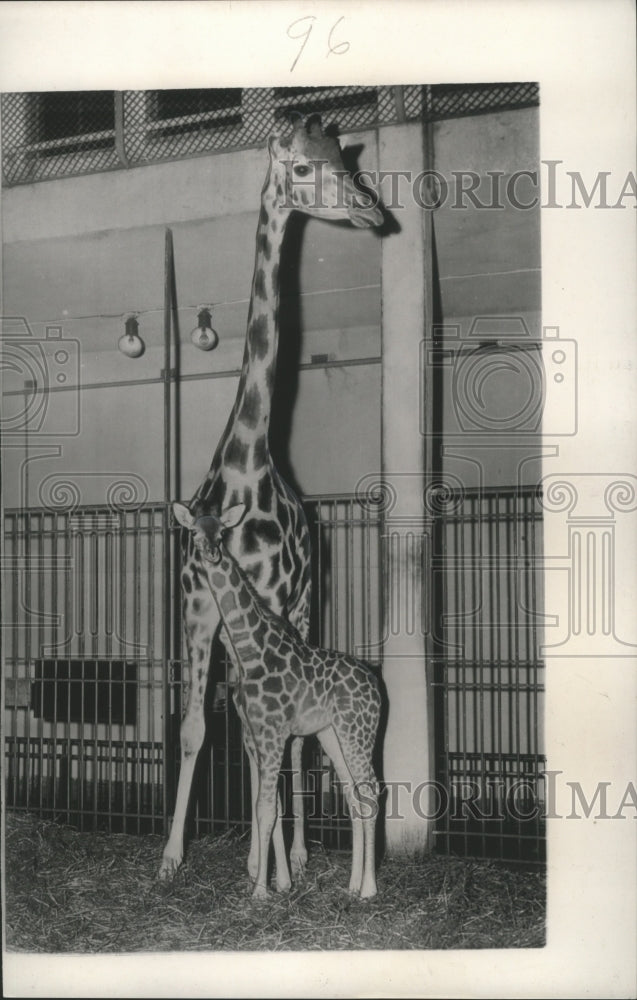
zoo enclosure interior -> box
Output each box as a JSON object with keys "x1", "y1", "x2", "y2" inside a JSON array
[{"x1": 2, "y1": 84, "x2": 544, "y2": 864}]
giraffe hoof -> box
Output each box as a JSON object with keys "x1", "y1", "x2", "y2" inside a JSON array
[
  {"x1": 275, "y1": 874, "x2": 292, "y2": 893},
  {"x1": 251, "y1": 885, "x2": 270, "y2": 901},
  {"x1": 158, "y1": 855, "x2": 182, "y2": 880},
  {"x1": 290, "y1": 849, "x2": 308, "y2": 880}
]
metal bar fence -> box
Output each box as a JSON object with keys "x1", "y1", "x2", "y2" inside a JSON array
[
  {"x1": 3, "y1": 488, "x2": 544, "y2": 861},
  {"x1": 431, "y1": 487, "x2": 545, "y2": 864}
]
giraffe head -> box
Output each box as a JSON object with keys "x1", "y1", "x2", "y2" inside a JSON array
[
  {"x1": 173, "y1": 502, "x2": 246, "y2": 565},
  {"x1": 268, "y1": 114, "x2": 383, "y2": 229}
]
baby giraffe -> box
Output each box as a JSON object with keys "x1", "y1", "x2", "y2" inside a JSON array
[{"x1": 173, "y1": 500, "x2": 381, "y2": 900}]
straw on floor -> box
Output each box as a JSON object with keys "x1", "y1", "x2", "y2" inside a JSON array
[{"x1": 4, "y1": 811, "x2": 545, "y2": 952}]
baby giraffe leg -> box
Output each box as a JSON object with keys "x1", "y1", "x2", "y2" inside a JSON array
[
  {"x1": 243, "y1": 727, "x2": 291, "y2": 892},
  {"x1": 317, "y1": 726, "x2": 377, "y2": 898},
  {"x1": 289, "y1": 736, "x2": 308, "y2": 878},
  {"x1": 253, "y1": 752, "x2": 285, "y2": 900}
]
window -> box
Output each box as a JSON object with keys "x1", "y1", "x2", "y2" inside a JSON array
[
  {"x1": 28, "y1": 91, "x2": 115, "y2": 155},
  {"x1": 150, "y1": 88, "x2": 243, "y2": 134}
]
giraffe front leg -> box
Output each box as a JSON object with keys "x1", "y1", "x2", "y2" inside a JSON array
[
  {"x1": 273, "y1": 789, "x2": 292, "y2": 892},
  {"x1": 242, "y1": 721, "x2": 290, "y2": 890},
  {"x1": 159, "y1": 622, "x2": 215, "y2": 880},
  {"x1": 243, "y1": 735, "x2": 259, "y2": 881},
  {"x1": 159, "y1": 709, "x2": 205, "y2": 879},
  {"x1": 253, "y1": 761, "x2": 283, "y2": 900},
  {"x1": 289, "y1": 736, "x2": 308, "y2": 879}
]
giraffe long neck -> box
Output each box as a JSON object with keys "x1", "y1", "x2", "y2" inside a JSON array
[
  {"x1": 218, "y1": 184, "x2": 288, "y2": 471},
  {"x1": 207, "y1": 555, "x2": 268, "y2": 669}
]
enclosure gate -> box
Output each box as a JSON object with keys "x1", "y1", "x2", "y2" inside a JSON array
[{"x1": 3, "y1": 489, "x2": 544, "y2": 861}]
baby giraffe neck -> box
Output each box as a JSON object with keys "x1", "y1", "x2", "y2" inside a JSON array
[{"x1": 205, "y1": 556, "x2": 264, "y2": 667}]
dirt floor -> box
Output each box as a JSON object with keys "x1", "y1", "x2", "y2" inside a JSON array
[{"x1": 3, "y1": 811, "x2": 545, "y2": 952}]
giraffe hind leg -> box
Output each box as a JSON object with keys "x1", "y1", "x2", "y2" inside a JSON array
[
  {"x1": 317, "y1": 725, "x2": 378, "y2": 899},
  {"x1": 286, "y1": 574, "x2": 312, "y2": 878}
]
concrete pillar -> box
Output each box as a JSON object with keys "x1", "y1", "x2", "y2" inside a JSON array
[{"x1": 379, "y1": 122, "x2": 435, "y2": 856}]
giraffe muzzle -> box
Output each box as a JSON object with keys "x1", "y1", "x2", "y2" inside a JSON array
[{"x1": 347, "y1": 194, "x2": 384, "y2": 229}]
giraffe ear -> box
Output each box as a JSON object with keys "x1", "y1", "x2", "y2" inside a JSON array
[
  {"x1": 173, "y1": 503, "x2": 195, "y2": 530},
  {"x1": 220, "y1": 503, "x2": 247, "y2": 531},
  {"x1": 306, "y1": 113, "x2": 323, "y2": 139},
  {"x1": 268, "y1": 130, "x2": 291, "y2": 156}
]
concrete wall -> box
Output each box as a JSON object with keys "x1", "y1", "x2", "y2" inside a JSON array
[
  {"x1": 2, "y1": 109, "x2": 539, "y2": 510},
  {"x1": 433, "y1": 107, "x2": 541, "y2": 488},
  {"x1": 2, "y1": 130, "x2": 382, "y2": 509}
]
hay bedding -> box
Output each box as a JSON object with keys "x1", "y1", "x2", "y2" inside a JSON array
[{"x1": 4, "y1": 811, "x2": 545, "y2": 953}]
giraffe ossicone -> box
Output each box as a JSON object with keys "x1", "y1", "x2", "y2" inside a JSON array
[
  {"x1": 174, "y1": 501, "x2": 382, "y2": 900},
  {"x1": 159, "y1": 114, "x2": 383, "y2": 884}
]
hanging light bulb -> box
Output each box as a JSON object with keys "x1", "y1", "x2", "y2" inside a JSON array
[
  {"x1": 190, "y1": 306, "x2": 219, "y2": 351},
  {"x1": 118, "y1": 314, "x2": 145, "y2": 358}
]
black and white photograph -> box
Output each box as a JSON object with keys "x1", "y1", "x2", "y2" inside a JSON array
[{"x1": 1, "y1": 3, "x2": 635, "y2": 997}]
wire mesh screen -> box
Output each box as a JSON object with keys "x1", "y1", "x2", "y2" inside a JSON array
[
  {"x1": 2, "y1": 84, "x2": 539, "y2": 185},
  {"x1": 1, "y1": 91, "x2": 120, "y2": 184},
  {"x1": 403, "y1": 82, "x2": 540, "y2": 122}
]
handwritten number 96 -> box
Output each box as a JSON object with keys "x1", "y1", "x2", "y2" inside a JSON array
[{"x1": 287, "y1": 16, "x2": 350, "y2": 73}]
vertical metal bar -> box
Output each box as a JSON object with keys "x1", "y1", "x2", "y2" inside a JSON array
[
  {"x1": 493, "y1": 494, "x2": 504, "y2": 857},
  {"x1": 90, "y1": 525, "x2": 98, "y2": 658},
  {"x1": 511, "y1": 492, "x2": 521, "y2": 859},
  {"x1": 331, "y1": 500, "x2": 338, "y2": 648},
  {"x1": 531, "y1": 493, "x2": 542, "y2": 859},
  {"x1": 113, "y1": 92, "x2": 130, "y2": 167},
  {"x1": 149, "y1": 509, "x2": 157, "y2": 831},
  {"x1": 9, "y1": 514, "x2": 18, "y2": 811},
  {"x1": 439, "y1": 507, "x2": 450, "y2": 854},
  {"x1": 161, "y1": 506, "x2": 171, "y2": 832},
  {"x1": 105, "y1": 528, "x2": 113, "y2": 658},
  {"x1": 477, "y1": 495, "x2": 486, "y2": 859},
  {"x1": 35, "y1": 512, "x2": 46, "y2": 816},
  {"x1": 363, "y1": 502, "x2": 371, "y2": 659},
  {"x1": 162, "y1": 229, "x2": 175, "y2": 835},
  {"x1": 316, "y1": 502, "x2": 323, "y2": 647},
  {"x1": 459, "y1": 501, "x2": 467, "y2": 859},
  {"x1": 164, "y1": 228, "x2": 173, "y2": 506},
  {"x1": 23, "y1": 513, "x2": 33, "y2": 814},
  {"x1": 346, "y1": 499, "x2": 354, "y2": 654}
]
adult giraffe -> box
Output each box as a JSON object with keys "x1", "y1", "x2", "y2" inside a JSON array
[{"x1": 159, "y1": 113, "x2": 383, "y2": 885}]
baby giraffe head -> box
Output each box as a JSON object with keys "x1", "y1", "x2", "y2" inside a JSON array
[{"x1": 173, "y1": 502, "x2": 247, "y2": 565}]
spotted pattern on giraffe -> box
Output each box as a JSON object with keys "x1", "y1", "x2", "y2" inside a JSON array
[
  {"x1": 257, "y1": 475, "x2": 273, "y2": 511},
  {"x1": 256, "y1": 231, "x2": 271, "y2": 261},
  {"x1": 248, "y1": 315, "x2": 270, "y2": 361},
  {"x1": 253, "y1": 268, "x2": 267, "y2": 301},
  {"x1": 252, "y1": 435, "x2": 268, "y2": 469},
  {"x1": 224, "y1": 436, "x2": 249, "y2": 473},
  {"x1": 238, "y1": 385, "x2": 262, "y2": 430}
]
